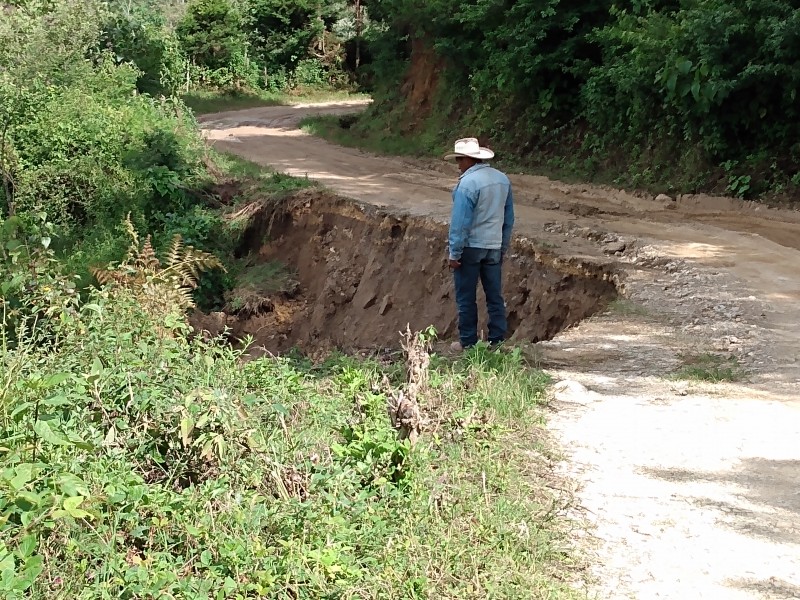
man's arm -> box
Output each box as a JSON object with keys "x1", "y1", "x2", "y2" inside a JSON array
[
  {"x1": 501, "y1": 186, "x2": 515, "y2": 255},
  {"x1": 448, "y1": 183, "x2": 477, "y2": 261}
]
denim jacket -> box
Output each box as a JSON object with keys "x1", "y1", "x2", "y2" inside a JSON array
[{"x1": 448, "y1": 163, "x2": 515, "y2": 260}]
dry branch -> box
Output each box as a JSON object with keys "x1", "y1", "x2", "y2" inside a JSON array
[{"x1": 387, "y1": 325, "x2": 431, "y2": 444}]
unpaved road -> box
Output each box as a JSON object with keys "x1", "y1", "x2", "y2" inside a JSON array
[{"x1": 200, "y1": 103, "x2": 800, "y2": 600}]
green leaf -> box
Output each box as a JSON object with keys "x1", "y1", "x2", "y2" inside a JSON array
[
  {"x1": 16, "y1": 491, "x2": 43, "y2": 507},
  {"x1": 200, "y1": 549, "x2": 213, "y2": 566},
  {"x1": 677, "y1": 59, "x2": 693, "y2": 75},
  {"x1": 10, "y1": 401, "x2": 33, "y2": 421},
  {"x1": 17, "y1": 536, "x2": 36, "y2": 559},
  {"x1": 16, "y1": 555, "x2": 43, "y2": 591},
  {"x1": 57, "y1": 474, "x2": 90, "y2": 497},
  {"x1": 271, "y1": 402, "x2": 289, "y2": 416},
  {"x1": 223, "y1": 577, "x2": 237, "y2": 593},
  {"x1": 33, "y1": 421, "x2": 70, "y2": 446},
  {"x1": 180, "y1": 416, "x2": 194, "y2": 447},
  {"x1": 690, "y1": 81, "x2": 701, "y2": 102},
  {"x1": 43, "y1": 373, "x2": 69, "y2": 388},
  {"x1": 9, "y1": 464, "x2": 34, "y2": 491},
  {"x1": 1, "y1": 274, "x2": 25, "y2": 295},
  {"x1": 41, "y1": 395, "x2": 70, "y2": 408},
  {"x1": 86, "y1": 357, "x2": 104, "y2": 383},
  {"x1": 55, "y1": 496, "x2": 93, "y2": 520},
  {"x1": 66, "y1": 432, "x2": 93, "y2": 451},
  {"x1": 0, "y1": 549, "x2": 14, "y2": 575},
  {"x1": 665, "y1": 73, "x2": 677, "y2": 93}
]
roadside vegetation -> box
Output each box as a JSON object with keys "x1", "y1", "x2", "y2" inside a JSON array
[
  {"x1": 1, "y1": 1, "x2": 580, "y2": 598},
  {"x1": 182, "y1": 89, "x2": 367, "y2": 115},
  {"x1": 675, "y1": 352, "x2": 744, "y2": 383},
  {"x1": 322, "y1": 1, "x2": 800, "y2": 202}
]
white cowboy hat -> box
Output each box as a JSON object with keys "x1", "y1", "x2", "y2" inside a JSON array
[{"x1": 443, "y1": 137, "x2": 495, "y2": 160}]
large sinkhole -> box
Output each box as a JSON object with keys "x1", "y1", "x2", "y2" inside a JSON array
[{"x1": 192, "y1": 192, "x2": 618, "y2": 354}]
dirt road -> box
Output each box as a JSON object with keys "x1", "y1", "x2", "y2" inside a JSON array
[{"x1": 200, "y1": 103, "x2": 800, "y2": 600}]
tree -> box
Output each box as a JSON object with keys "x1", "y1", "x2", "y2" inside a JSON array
[
  {"x1": 177, "y1": 0, "x2": 246, "y2": 71},
  {"x1": 247, "y1": 0, "x2": 338, "y2": 72}
]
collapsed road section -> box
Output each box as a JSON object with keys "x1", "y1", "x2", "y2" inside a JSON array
[{"x1": 193, "y1": 191, "x2": 618, "y2": 353}]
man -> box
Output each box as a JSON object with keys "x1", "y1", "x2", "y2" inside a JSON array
[{"x1": 445, "y1": 137, "x2": 514, "y2": 350}]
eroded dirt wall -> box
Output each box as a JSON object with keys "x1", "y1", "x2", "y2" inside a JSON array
[{"x1": 221, "y1": 193, "x2": 618, "y2": 353}]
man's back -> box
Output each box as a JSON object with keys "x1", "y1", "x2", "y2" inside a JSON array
[{"x1": 453, "y1": 163, "x2": 512, "y2": 251}]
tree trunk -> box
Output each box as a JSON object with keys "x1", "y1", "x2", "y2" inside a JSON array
[{"x1": 355, "y1": 0, "x2": 362, "y2": 70}]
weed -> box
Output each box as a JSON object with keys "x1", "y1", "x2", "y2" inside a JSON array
[
  {"x1": 607, "y1": 298, "x2": 650, "y2": 317},
  {"x1": 223, "y1": 260, "x2": 299, "y2": 315},
  {"x1": 300, "y1": 112, "x2": 443, "y2": 157},
  {"x1": 214, "y1": 152, "x2": 317, "y2": 201},
  {"x1": 675, "y1": 352, "x2": 743, "y2": 382}
]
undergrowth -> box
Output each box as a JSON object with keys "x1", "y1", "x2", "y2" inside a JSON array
[{"x1": 0, "y1": 218, "x2": 580, "y2": 599}]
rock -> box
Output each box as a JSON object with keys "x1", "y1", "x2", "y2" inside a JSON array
[
  {"x1": 656, "y1": 193, "x2": 674, "y2": 203},
  {"x1": 672, "y1": 384, "x2": 689, "y2": 397},
  {"x1": 664, "y1": 201, "x2": 677, "y2": 210},
  {"x1": 602, "y1": 241, "x2": 627, "y2": 255},
  {"x1": 360, "y1": 292, "x2": 378, "y2": 309},
  {"x1": 552, "y1": 380, "x2": 600, "y2": 405},
  {"x1": 379, "y1": 294, "x2": 393, "y2": 315}
]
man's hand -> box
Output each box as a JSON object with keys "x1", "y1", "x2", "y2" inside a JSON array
[{"x1": 448, "y1": 259, "x2": 461, "y2": 270}]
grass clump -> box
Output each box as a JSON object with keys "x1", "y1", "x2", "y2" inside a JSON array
[
  {"x1": 607, "y1": 298, "x2": 651, "y2": 317},
  {"x1": 223, "y1": 260, "x2": 299, "y2": 315},
  {"x1": 183, "y1": 89, "x2": 369, "y2": 115},
  {"x1": 675, "y1": 352, "x2": 743, "y2": 383},
  {"x1": 300, "y1": 112, "x2": 443, "y2": 158}
]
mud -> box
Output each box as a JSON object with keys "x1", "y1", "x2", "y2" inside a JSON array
[{"x1": 194, "y1": 191, "x2": 617, "y2": 354}]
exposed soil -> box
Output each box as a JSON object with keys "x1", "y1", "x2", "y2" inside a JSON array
[
  {"x1": 193, "y1": 191, "x2": 616, "y2": 355},
  {"x1": 198, "y1": 102, "x2": 800, "y2": 600},
  {"x1": 399, "y1": 37, "x2": 443, "y2": 128}
]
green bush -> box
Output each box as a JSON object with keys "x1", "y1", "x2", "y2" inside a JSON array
[
  {"x1": 177, "y1": 0, "x2": 247, "y2": 72},
  {"x1": 102, "y1": 7, "x2": 188, "y2": 96}
]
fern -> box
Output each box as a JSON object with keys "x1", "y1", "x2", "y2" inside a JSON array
[{"x1": 91, "y1": 216, "x2": 225, "y2": 320}]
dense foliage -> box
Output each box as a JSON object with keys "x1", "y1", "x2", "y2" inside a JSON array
[
  {"x1": 0, "y1": 0, "x2": 212, "y2": 280},
  {"x1": 101, "y1": 0, "x2": 363, "y2": 93},
  {"x1": 360, "y1": 0, "x2": 800, "y2": 198}
]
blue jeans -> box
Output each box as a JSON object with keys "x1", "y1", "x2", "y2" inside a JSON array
[{"x1": 453, "y1": 247, "x2": 507, "y2": 347}]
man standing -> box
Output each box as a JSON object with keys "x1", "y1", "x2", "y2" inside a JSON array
[{"x1": 445, "y1": 137, "x2": 514, "y2": 350}]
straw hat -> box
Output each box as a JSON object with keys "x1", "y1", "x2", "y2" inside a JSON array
[{"x1": 443, "y1": 137, "x2": 495, "y2": 160}]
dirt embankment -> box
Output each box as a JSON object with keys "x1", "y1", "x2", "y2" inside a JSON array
[{"x1": 194, "y1": 191, "x2": 617, "y2": 354}]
